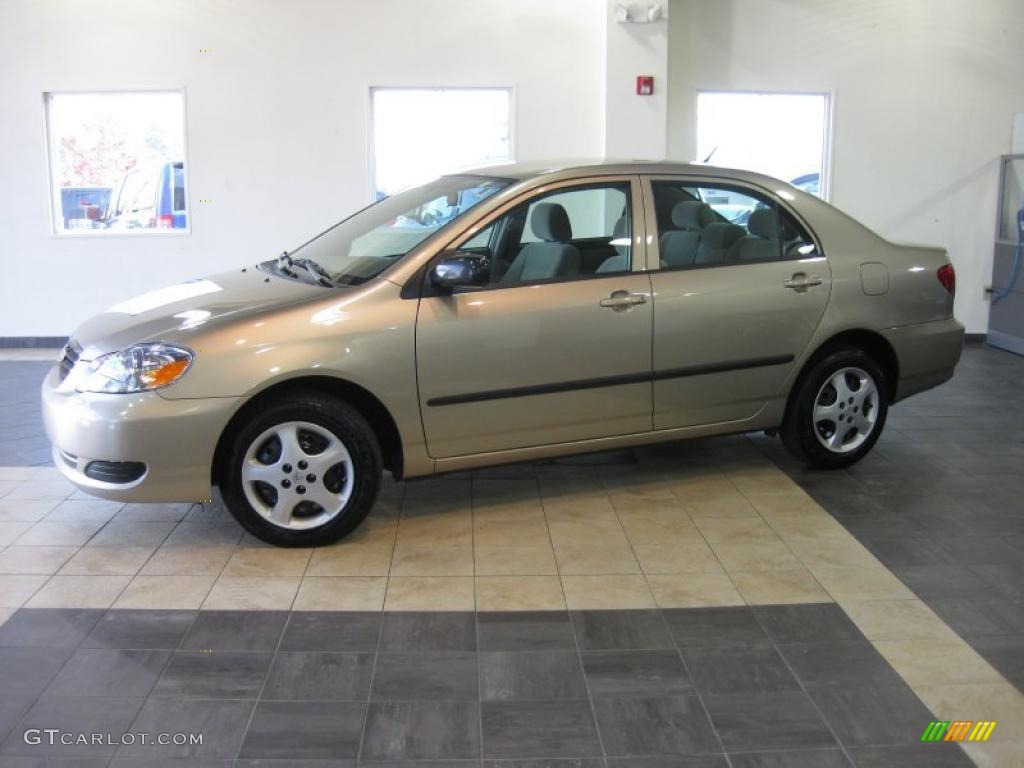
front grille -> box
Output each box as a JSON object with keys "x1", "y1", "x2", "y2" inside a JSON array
[{"x1": 58, "y1": 339, "x2": 82, "y2": 382}]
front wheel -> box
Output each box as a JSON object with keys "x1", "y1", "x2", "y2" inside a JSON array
[
  {"x1": 781, "y1": 347, "x2": 889, "y2": 469},
  {"x1": 221, "y1": 393, "x2": 382, "y2": 547}
]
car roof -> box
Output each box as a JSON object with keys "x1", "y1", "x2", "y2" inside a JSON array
[{"x1": 457, "y1": 158, "x2": 796, "y2": 190}]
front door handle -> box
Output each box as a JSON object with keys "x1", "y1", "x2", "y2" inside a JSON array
[
  {"x1": 783, "y1": 273, "x2": 823, "y2": 291},
  {"x1": 600, "y1": 290, "x2": 648, "y2": 310}
]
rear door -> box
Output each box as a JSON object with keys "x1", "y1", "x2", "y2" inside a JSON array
[{"x1": 643, "y1": 176, "x2": 832, "y2": 429}]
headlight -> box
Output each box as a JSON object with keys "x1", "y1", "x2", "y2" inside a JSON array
[{"x1": 75, "y1": 343, "x2": 194, "y2": 394}]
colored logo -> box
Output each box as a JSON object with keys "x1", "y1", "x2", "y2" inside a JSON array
[{"x1": 921, "y1": 721, "x2": 996, "y2": 742}]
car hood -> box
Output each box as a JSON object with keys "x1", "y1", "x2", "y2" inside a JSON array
[{"x1": 71, "y1": 268, "x2": 330, "y2": 360}]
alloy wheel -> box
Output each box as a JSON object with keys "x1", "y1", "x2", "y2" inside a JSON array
[{"x1": 812, "y1": 366, "x2": 880, "y2": 454}]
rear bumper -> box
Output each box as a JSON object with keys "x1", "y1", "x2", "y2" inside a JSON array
[
  {"x1": 41, "y1": 366, "x2": 240, "y2": 502},
  {"x1": 882, "y1": 317, "x2": 965, "y2": 401}
]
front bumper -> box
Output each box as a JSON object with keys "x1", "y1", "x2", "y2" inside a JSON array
[
  {"x1": 882, "y1": 316, "x2": 965, "y2": 401},
  {"x1": 41, "y1": 366, "x2": 241, "y2": 502}
]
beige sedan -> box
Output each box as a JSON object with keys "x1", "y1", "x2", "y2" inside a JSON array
[{"x1": 42, "y1": 161, "x2": 964, "y2": 546}]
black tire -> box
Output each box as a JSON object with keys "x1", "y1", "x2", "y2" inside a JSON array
[
  {"x1": 221, "y1": 392, "x2": 382, "y2": 547},
  {"x1": 781, "y1": 346, "x2": 889, "y2": 469}
]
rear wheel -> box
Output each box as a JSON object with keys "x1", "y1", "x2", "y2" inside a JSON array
[
  {"x1": 782, "y1": 347, "x2": 889, "y2": 469},
  {"x1": 221, "y1": 393, "x2": 381, "y2": 546}
]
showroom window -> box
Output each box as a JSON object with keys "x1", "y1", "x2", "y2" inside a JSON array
[
  {"x1": 45, "y1": 90, "x2": 188, "y2": 234},
  {"x1": 370, "y1": 87, "x2": 512, "y2": 199},
  {"x1": 697, "y1": 91, "x2": 831, "y2": 199}
]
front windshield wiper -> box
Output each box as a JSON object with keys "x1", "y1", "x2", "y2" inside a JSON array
[{"x1": 276, "y1": 252, "x2": 334, "y2": 287}]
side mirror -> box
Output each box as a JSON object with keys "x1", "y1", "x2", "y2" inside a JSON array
[{"x1": 430, "y1": 252, "x2": 490, "y2": 291}]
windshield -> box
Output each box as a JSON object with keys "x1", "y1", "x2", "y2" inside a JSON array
[{"x1": 279, "y1": 174, "x2": 510, "y2": 286}]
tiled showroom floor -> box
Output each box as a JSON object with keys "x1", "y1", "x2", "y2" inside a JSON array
[{"x1": 0, "y1": 346, "x2": 1021, "y2": 766}]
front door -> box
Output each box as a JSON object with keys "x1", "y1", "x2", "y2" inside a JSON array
[
  {"x1": 415, "y1": 177, "x2": 654, "y2": 459},
  {"x1": 644, "y1": 176, "x2": 832, "y2": 429}
]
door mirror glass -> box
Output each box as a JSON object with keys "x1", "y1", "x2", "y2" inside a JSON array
[{"x1": 431, "y1": 252, "x2": 491, "y2": 290}]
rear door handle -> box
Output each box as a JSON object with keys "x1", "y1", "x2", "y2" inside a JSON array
[
  {"x1": 600, "y1": 291, "x2": 648, "y2": 310},
  {"x1": 783, "y1": 274, "x2": 823, "y2": 290}
]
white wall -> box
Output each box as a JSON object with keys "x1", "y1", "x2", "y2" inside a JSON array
[
  {"x1": 667, "y1": 0, "x2": 1024, "y2": 333},
  {"x1": 0, "y1": 0, "x2": 606, "y2": 337}
]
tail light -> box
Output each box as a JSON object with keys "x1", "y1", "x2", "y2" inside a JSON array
[
  {"x1": 937, "y1": 264, "x2": 955, "y2": 296},
  {"x1": 156, "y1": 215, "x2": 174, "y2": 229}
]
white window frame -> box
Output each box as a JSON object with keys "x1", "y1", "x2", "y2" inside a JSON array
[
  {"x1": 367, "y1": 85, "x2": 516, "y2": 201},
  {"x1": 44, "y1": 88, "x2": 191, "y2": 237}
]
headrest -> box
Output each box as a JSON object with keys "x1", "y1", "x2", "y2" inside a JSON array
[
  {"x1": 613, "y1": 215, "x2": 629, "y2": 238},
  {"x1": 747, "y1": 208, "x2": 780, "y2": 239},
  {"x1": 671, "y1": 201, "x2": 713, "y2": 230},
  {"x1": 531, "y1": 203, "x2": 572, "y2": 242},
  {"x1": 702, "y1": 222, "x2": 745, "y2": 249}
]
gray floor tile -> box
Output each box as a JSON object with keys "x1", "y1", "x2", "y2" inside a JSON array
[
  {"x1": 605, "y1": 758, "x2": 727, "y2": 768},
  {"x1": 970, "y1": 633, "x2": 1024, "y2": 688},
  {"x1": 702, "y1": 692, "x2": 837, "y2": 752},
  {"x1": 0, "y1": 697, "x2": 35, "y2": 744},
  {"x1": 44, "y1": 648, "x2": 170, "y2": 697},
  {"x1": 379, "y1": 612, "x2": 476, "y2": 652},
  {"x1": 109, "y1": 760, "x2": 233, "y2": 768},
  {"x1": 366, "y1": 762, "x2": 474, "y2": 768},
  {"x1": 845, "y1": 743, "x2": 973, "y2": 766},
  {"x1": 237, "y1": 700, "x2": 365, "y2": 760},
  {"x1": 752, "y1": 604, "x2": 863, "y2": 645},
  {"x1": 261, "y1": 651, "x2": 374, "y2": 701},
  {"x1": 664, "y1": 607, "x2": 771, "y2": 649},
  {"x1": 926, "y1": 596, "x2": 1024, "y2": 638},
  {"x1": 808, "y1": 686, "x2": 933, "y2": 748},
  {"x1": 0, "y1": 609, "x2": 104, "y2": 649},
  {"x1": 482, "y1": 700, "x2": 600, "y2": 759},
  {"x1": 279, "y1": 611, "x2": 381, "y2": 652},
  {"x1": 970, "y1": 563, "x2": 1024, "y2": 598},
  {"x1": 151, "y1": 651, "x2": 272, "y2": 698},
  {"x1": 364, "y1": 701, "x2": 480, "y2": 760},
  {"x1": 490, "y1": 761, "x2": 606, "y2": 768},
  {"x1": 118, "y1": 698, "x2": 254, "y2": 758},
  {"x1": 582, "y1": 650, "x2": 693, "y2": 697},
  {"x1": 858, "y1": 536, "x2": 957, "y2": 567},
  {"x1": 570, "y1": 610, "x2": 673, "y2": 651},
  {"x1": 0, "y1": 697, "x2": 144, "y2": 757},
  {"x1": 776, "y1": 642, "x2": 903, "y2": 690},
  {"x1": 80, "y1": 609, "x2": 196, "y2": 650},
  {"x1": 728, "y1": 750, "x2": 852, "y2": 768},
  {"x1": 478, "y1": 611, "x2": 576, "y2": 651},
  {"x1": 372, "y1": 652, "x2": 479, "y2": 700},
  {"x1": 891, "y1": 565, "x2": 992, "y2": 599},
  {"x1": 682, "y1": 646, "x2": 799, "y2": 695},
  {"x1": 180, "y1": 610, "x2": 288, "y2": 652},
  {"x1": 935, "y1": 535, "x2": 1024, "y2": 565},
  {"x1": 480, "y1": 651, "x2": 587, "y2": 701},
  {"x1": 0, "y1": 757, "x2": 111, "y2": 767},
  {"x1": 593, "y1": 695, "x2": 719, "y2": 757},
  {"x1": 0, "y1": 646, "x2": 74, "y2": 697}
]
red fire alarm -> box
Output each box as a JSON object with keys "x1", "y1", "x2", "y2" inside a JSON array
[{"x1": 636, "y1": 76, "x2": 654, "y2": 95}]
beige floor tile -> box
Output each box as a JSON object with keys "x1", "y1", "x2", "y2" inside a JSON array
[
  {"x1": 811, "y1": 564, "x2": 917, "y2": 602},
  {"x1": 547, "y1": 517, "x2": 629, "y2": 548},
  {"x1": 607, "y1": 492, "x2": 679, "y2": 515},
  {"x1": 554, "y1": 544, "x2": 640, "y2": 575},
  {"x1": 731, "y1": 569, "x2": 830, "y2": 605},
  {"x1": 766, "y1": 514, "x2": 850, "y2": 542},
  {"x1": 632, "y1": 541, "x2": 723, "y2": 575},
  {"x1": 617, "y1": 510, "x2": 701, "y2": 546},
  {"x1": 203, "y1": 576, "x2": 300, "y2": 610},
  {"x1": 693, "y1": 517, "x2": 775, "y2": 543},
  {"x1": 59, "y1": 547, "x2": 154, "y2": 576},
  {"x1": 384, "y1": 576, "x2": 475, "y2": 610},
  {"x1": 140, "y1": 545, "x2": 235, "y2": 576},
  {"x1": 161, "y1": 523, "x2": 244, "y2": 548},
  {"x1": 684, "y1": 494, "x2": 761, "y2": 519},
  {"x1": 743, "y1": 491, "x2": 827, "y2": 519},
  {"x1": 115, "y1": 503, "x2": 195, "y2": 522},
  {"x1": 4, "y1": 480, "x2": 76, "y2": 501},
  {"x1": 15, "y1": 520, "x2": 104, "y2": 546},
  {"x1": 915, "y1": 683, "x2": 1024, "y2": 742},
  {"x1": 45, "y1": 499, "x2": 123, "y2": 523},
  {"x1": 710, "y1": 538, "x2": 801, "y2": 572},
  {"x1": 647, "y1": 573, "x2": 744, "y2": 608},
  {"x1": 961, "y1": 739, "x2": 1024, "y2": 768},
  {"x1": 398, "y1": 513, "x2": 473, "y2": 547},
  {"x1": 0, "y1": 467, "x2": 38, "y2": 481},
  {"x1": 0, "y1": 481, "x2": 19, "y2": 497},
  {"x1": 788, "y1": 537, "x2": 880, "y2": 570},
  {"x1": 543, "y1": 497, "x2": 617, "y2": 519},
  {"x1": 86, "y1": 521, "x2": 176, "y2": 548},
  {"x1": 27, "y1": 575, "x2": 130, "y2": 608},
  {"x1": 0, "y1": 499, "x2": 61, "y2": 523},
  {"x1": 561, "y1": 574, "x2": 655, "y2": 610},
  {"x1": 473, "y1": 516, "x2": 550, "y2": 547},
  {"x1": 474, "y1": 546, "x2": 558, "y2": 576},
  {"x1": 669, "y1": 475, "x2": 736, "y2": 502},
  {"x1": 472, "y1": 499, "x2": 546, "y2": 522},
  {"x1": 0, "y1": 545, "x2": 78, "y2": 574},
  {"x1": 0, "y1": 574, "x2": 48, "y2": 607},
  {"x1": 115, "y1": 574, "x2": 217, "y2": 609},
  {"x1": 222, "y1": 548, "x2": 312, "y2": 578},
  {"x1": 0, "y1": 606, "x2": 14, "y2": 626},
  {"x1": 842, "y1": 599, "x2": 956, "y2": 641},
  {"x1": 0, "y1": 521, "x2": 35, "y2": 545},
  {"x1": 476, "y1": 576, "x2": 565, "y2": 610},
  {"x1": 874, "y1": 637, "x2": 1005, "y2": 686},
  {"x1": 728, "y1": 470, "x2": 796, "y2": 494},
  {"x1": 293, "y1": 576, "x2": 387, "y2": 610},
  {"x1": 307, "y1": 545, "x2": 394, "y2": 577},
  {"x1": 343, "y1": 516, "x2": 398, "y2": 547},
  {"x1": 391, "y1": 546, "x2": 474, "y2": 577}
]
